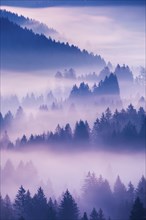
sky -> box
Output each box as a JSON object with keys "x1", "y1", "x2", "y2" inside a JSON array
[{"x1": 1, "y1": 5, "x2": 145, "y2": 66}]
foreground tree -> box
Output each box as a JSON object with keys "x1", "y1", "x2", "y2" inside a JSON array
[
  {"x1": 98, "y1": 208, "x2": 105, "y2": 220},
  {"x1": 90, "y1": 208, "x2": 98, "y2": 220},
  {"x1": 32, "y1": 187, "x2": 48, "y2": 220},
  {"x1": 81, "y1": 212, "x2": 88, "y2": 220},
  {"x1": 59, "y1": 190, "x2": 79, "y2": 220},
  {"x1": 130, "y1": 197, "x2": 145, "y2": 220},
  {"x1": 14, "y1": 186, "x2": 26, "y2": 219}
]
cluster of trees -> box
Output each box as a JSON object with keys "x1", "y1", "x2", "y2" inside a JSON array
[
  {"x1": 1, "y1": 91, "x2": 57, "y2": 114},
  {"x1": 114, "y1": 64, "x2": 133, "y2": 83},
  {"x1": 70, "y1": 74, "x2": 120, "y2": 99},
  {"x1": 81, "y1": 173, "x2": 146, "y2": 219},
  {"x1": 1, "y1": 73, "x2": 122, "y2": 115},
  {"x1": 98, "y1": 64, "x2": 133, "y2": 83},
  {"x1": 0, "y1": 187, "x2": 107, "y2": 220},
  {"x1": 1, "y1": 105, "x2": 145, "y2": 150},
  {"x1": 55, "y1": 68, "x2": 76, "y2": 80},
  {"x1": 1, "y1": 175, "x2": 146, "y2": 220},
  {"x1": 54, "y1": 64, "x2": 135, "y2": 84}
]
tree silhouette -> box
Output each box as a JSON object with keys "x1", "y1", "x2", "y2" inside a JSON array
[
  {"x1": 32, "y1": 187, "x2": 48, "y2": 220},
  {"x1": 81, "y1": 212, "x2": 89, "y2": 220},
  {"x1": 14, "y1": 186, "x2": 26, "y2": 219},
  {"x1": 130, "y1": 197, "x2": 145, "y2": 220},
  {"x1": 98, "y1": 208, "x2": 105, "y2": 220},
  {"x1": 90, "y1": 208, "x2": 98, "y2": 220},
  {"x1": 59, "y1": 190, "x2": 79, "y2": 220}
]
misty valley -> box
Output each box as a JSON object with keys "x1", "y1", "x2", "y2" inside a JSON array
[{"x1": 0, "y1": 4, "x2": 146, "y2": 220}]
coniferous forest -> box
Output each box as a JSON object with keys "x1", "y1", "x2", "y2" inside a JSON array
[
  {"x1": 1, "y1": 174, "x2": 146, "y2": 220},
  {"x1": 0, "y1": 1, "x2": 146, "y2": 220}
]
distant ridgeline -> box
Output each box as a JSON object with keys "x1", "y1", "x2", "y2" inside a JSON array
[
  {"x1": 0, "y1": 16, "x2": 106, "y2": 70},
  {"x1": 55, "y1": 64, "x2": 134, "y2": 84},
  {"x1": 69, "y1": 74, "x2": 122, "y2": 107},
  {"x1": 0, "y1": 9, "x2": 59, "y2": 37}
]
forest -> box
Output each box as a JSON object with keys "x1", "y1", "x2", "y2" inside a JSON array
[
  {"x1": 1, "y1": 174, "x2": 146, "y2": 220},
  {"x1": 0, "y1": 16, "x2": 105, "y2": 70},
  {"x1": 0, "y1": 5, "x2": 145, "y2": 220},
  {"x1": 0, "y1": 105, "x2": 145, "y2": 151}
]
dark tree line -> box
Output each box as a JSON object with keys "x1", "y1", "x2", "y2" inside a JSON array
[
  {"x1": 0, "y1": 105, "x2": 145, "y2": 150},
  {"x1": 0, "y1": 174, "x2": 146, "y2": 220},
  {"x1": 70, "y1": 74, "x2": 120, "y2": 99},
  {"x1": 1, "y1": 16, "x2": 105, "y2": 70}
]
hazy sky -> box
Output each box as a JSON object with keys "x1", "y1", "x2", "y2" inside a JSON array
[{"x1": 1, "y1": 6, "x2": 145, "y2": 66}]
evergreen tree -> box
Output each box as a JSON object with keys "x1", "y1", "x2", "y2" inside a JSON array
[
  {"x1": 82, "y1": 172, "x2": 97, "y2": 206},
  {"x1": 4, "y1": 111, "x2": 13, "y2": 128},
  {"x1": 136, "y1": 176, "x2": 146, "y2": 207},
  {"x1": 90, "y1": 208, "x2": 98, "y2": 220},
  {"x1": 24, "y1": 190, "x2": 32, "y2": 220},
  {"x1": 32, "y1": 187, "x2": 48, "y2": 220},
  {"x1": 0, "y1": 195, "x2": 5, "y2": 220},
  {"x1": 130, "y1": 197, "x2": 145, "y2": 220},
  {"x1": 114, "y1": 176, "x2": 126, "y2": 200},
  {"x1": 127, "y1": 182, "x2": 135, "y2": 204},
  {"x1": 59, "y1": 190, "x2": 79, "y2": 220},
  {"x1": 98, "y1": 208, "x2": 105, "y2": 220},
  {"x1": 48, "y1": 198, "x2": 57, "y2": 220},
  {"x1": 113, "y1": 176, "x2": 127, "y2": 218},
  {"x1": 81, "y1": 212, "x2": 88, "y2": 220},
  {"x1": 74, "y1": 120, "x2": 90, "y2": 143},
  {"x1": 122, "y1": 121, "x2": 137, "y2": 141},
  {"x1": 64, "y1": 123, "x2": 72, "y2": 141},
  {"x1": 3, "y1": 195, "x2": 14, "y2": 220},
  {"x1": 14, "y1": 186, "x2": 26, "y2": 219}
]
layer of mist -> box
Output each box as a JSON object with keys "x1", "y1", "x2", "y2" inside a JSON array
[{"x1": 1, "y1": 149, "x2": 145, "y2": 200}]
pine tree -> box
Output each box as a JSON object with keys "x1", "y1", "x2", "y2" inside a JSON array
[
  {"x1": 59, "y1": 190, "x2": 79, "y2": 220},
  {"x1": 3, "y1": 195, "x2": 14, "y2": 220},
  {"x1": 14, "y1": 186, "x2": 26, "y2": 219},
  {"x1": 32, "y1": 187, "x2": 48, "y2": 220},
  {"x1": 98, "y1": 208, "x2": 105, "y2": 220},
  {"x1": 74, "y1": 120, "x2": 90, "y2": 143},
  {"x1": 48, "y1": 198, "x2": 57, "y2": 220},
  {"x1": 0, "y1": 195, "x2": 5, "y2": 220},
  {"x1": 136, "y1": 176, "x2": 146, "y2": 207},
  {"x1": 127, "y1": 182, "x2": 135, "y2": 204},
  {"x1": 81, "y1": 212, "x2": 88, "y2": 220},
  {"x1": 24, "y1": 190, "x2": 32, "y2": 220},
  {"x1": 90, "y1": 208, "x2": 98, "y2": 220},
  {"x1": 114, "y1": 176, "x2": 126, "y2": 201},
  {"x1": 130, "y1": 197, "x2": 145, "y2": 220}
]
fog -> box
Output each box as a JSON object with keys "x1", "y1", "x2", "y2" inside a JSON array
[
  {"x1": 1, "y1": 5, "x2": 145, "y2": 66},
  {"x1": 0, "y1": 5, "x2": 145, "y2": 220},
  {"x1": 1, "y1": 67, "x2": 145, "y2": 141},
  {"x1": 1, "y1": 149, "x2": 145, "y2": 200}
]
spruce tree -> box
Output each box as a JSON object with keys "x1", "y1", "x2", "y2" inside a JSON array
[
  {"x1": 130, "y1": 197, "x2": 145, "y2": 220},
  {"x1": 59, "y1": 190, "x2": 79, "y2": 220}
]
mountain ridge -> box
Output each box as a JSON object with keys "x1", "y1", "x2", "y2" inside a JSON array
[{"x1": 0, "y1": 16, "x2": 106, "y2": 70}]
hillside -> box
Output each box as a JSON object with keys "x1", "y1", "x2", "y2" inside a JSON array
[
  {"x1": 0, "y1": 9, "x2": 60, "y2": 39},
  {"x1": 0, "y1": 17, "x2": 106, "y2": 70}
]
